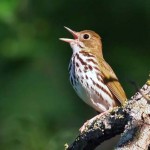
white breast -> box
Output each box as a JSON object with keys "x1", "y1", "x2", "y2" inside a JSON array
[{"x1": 69, "y1": 51, "x2": 116, "y2": 113}]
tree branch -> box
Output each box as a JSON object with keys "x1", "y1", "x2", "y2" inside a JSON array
[{"x1": 66, "y1": 77, "x2": 150, "y2": 150}]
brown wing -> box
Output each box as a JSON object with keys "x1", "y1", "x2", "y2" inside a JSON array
[{"x1": 98, "y1": 58, "x2": 127, "y2": 105}]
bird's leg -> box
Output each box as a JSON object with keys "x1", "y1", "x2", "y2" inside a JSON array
[{"x1": 79, "y1": 109, "x2": 112, "y2": 133}]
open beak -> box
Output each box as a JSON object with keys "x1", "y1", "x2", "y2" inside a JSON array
[{"x1": 59, "y1": 26, "x2": 79, "y2": 43}]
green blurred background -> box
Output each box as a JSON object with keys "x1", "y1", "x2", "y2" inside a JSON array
[{"x1": 0, "y1": 0, "x2": 149, "y2": 150}]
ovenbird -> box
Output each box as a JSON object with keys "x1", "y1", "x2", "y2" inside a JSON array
[{"x1": 60, "y1": 27, "x2": 127, "y2": 113}]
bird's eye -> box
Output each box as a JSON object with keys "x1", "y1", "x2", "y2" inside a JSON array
[{"x1": 83, "y1": 34, "x2": 90, "y2": 40}]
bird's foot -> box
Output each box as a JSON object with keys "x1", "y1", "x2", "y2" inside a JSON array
[{"x1": 79, "y1": 111, "x2": 109, "y2": 133}]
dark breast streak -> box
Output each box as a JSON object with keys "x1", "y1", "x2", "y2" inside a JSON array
[
  {"x1": 69, "y1": 52, "x2": 117, "y2": 110},
  {"x1": 69, "y1": 51, "x2": 115, "y2": 111}
]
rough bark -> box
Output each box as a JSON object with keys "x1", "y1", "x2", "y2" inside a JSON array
[{"x1": 66, "y1": 78, "x2": 150, "y2": 150}]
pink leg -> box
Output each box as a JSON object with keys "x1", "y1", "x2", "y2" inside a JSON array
[{"x1": 79, "y1": 110, "x2": 110, "y2": 133}]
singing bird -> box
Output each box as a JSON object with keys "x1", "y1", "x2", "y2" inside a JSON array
[{"x1": 60, "y1": 27, "x2": 127, "y2": 130}]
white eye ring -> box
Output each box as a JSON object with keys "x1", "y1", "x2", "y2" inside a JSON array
[{"x1": 82, "y1": 33, "x2": 91, "y2": 40}]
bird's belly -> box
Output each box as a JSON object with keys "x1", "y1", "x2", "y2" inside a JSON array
[{"x1": 73, "y1": 70, "x2": 115, "y2": 113}]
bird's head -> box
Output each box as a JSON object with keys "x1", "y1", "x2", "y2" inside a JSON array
[{"x1": 60, "y1": 27, "x2": 103, "y2": 57}]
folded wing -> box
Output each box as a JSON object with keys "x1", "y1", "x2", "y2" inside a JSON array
[{"x1": 98, "y1": 58, "x2": 127, "y2": 105}]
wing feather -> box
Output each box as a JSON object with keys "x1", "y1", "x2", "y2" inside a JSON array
[{"x1": 98, "y1": 58, "x2": 127, "y2": 104}]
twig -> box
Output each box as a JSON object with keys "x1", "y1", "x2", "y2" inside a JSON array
[{"x1": 66, "y1": 78, "x2": 150, "y2": 150}]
